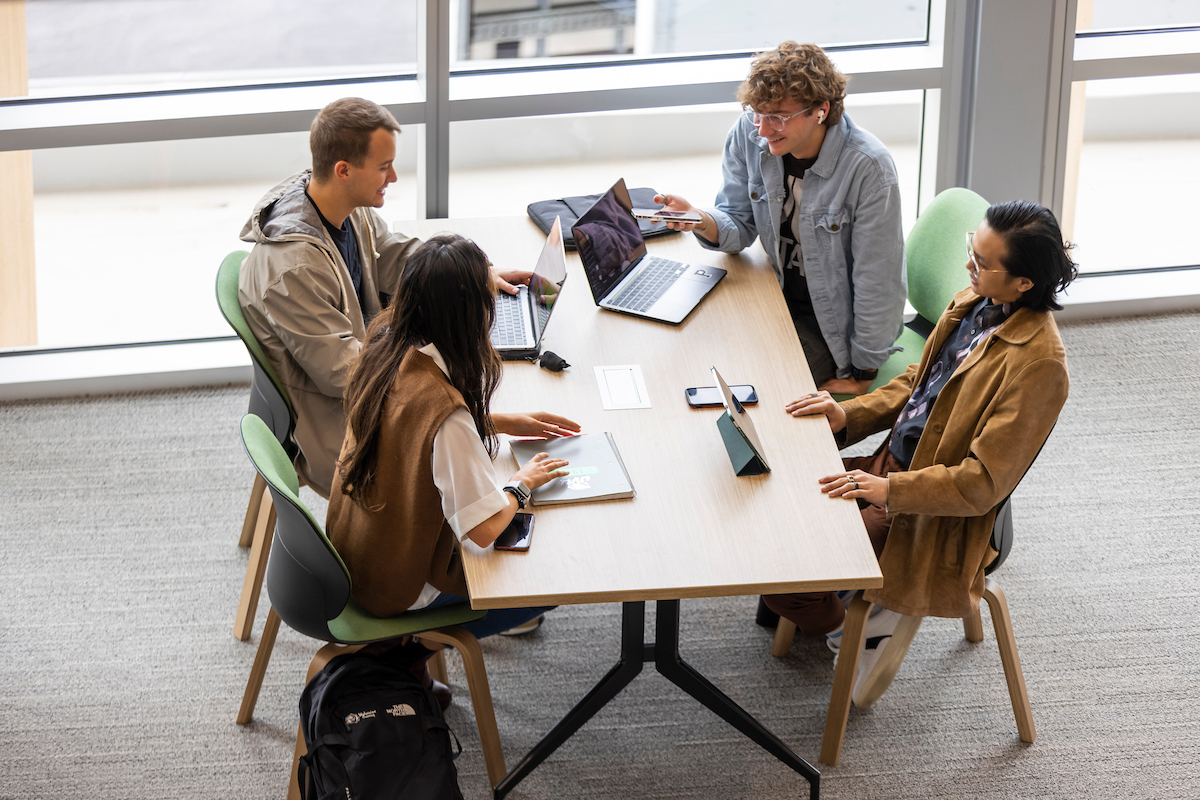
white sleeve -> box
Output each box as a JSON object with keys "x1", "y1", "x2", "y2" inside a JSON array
[{"x1": 431, "y1": 408, "x2": 510, "y2": 541}]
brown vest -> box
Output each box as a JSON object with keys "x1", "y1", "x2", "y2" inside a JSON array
[{"x1": 327, "y1": 349, "x2": 470, "y2": 617}]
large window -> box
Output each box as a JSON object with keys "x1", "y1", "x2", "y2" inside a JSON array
[
  {"x1": 20, "y1": 0, "x2": 419, "y2": 99},
  {"x1": 445, "y1": 91, "x2": 924, "y2": 234},
  {"x1": 1078, "y1": 0, "x2": 1200, "y2": 32},
  {"x1": 457, "y1": 0, "x2": 931, "y2": 64},
  {"x1": 1066, "y1": 74, "x2": 1200, "y2": 273}
]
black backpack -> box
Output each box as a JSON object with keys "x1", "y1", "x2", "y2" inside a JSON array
[{"x1": 297, "y1": 642, "x2": 465, "y2": 800}]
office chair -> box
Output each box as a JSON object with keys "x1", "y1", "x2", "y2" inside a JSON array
[
  {"x1": 236, "y1": 414, "x2": 507, "y2": 794},
  {"x1": 216, "y1": 250, "x2": 298, "y2": 643}
]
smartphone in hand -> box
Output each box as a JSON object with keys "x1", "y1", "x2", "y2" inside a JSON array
[{"x1": 631, "y1": 207, "x2": 703, "y2": 224}]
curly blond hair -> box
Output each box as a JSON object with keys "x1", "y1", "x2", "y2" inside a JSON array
[{"x1": 736, "y1": 42, "x2": 848, "y2": 126}]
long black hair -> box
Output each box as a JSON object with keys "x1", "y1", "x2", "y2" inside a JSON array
[{"x1": 339, "y1": 234, "x2": 501, "y2": 506}]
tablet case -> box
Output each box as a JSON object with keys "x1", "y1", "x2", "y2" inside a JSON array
[
  {"x1": 527, "y1": 186, "x2": 676, "y2": 250},
  {"x1": 717, "y1": 411, "x2": 770, "y2": 476}
]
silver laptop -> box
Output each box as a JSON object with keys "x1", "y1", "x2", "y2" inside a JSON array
[
  {"x1": 571, "y1": 178, "x2": 726, "y2": 325},
  {"x1": 491, "y1": 216, "x2": 568, "y2": 360}
]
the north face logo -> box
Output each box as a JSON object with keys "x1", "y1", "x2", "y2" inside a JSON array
[{"x1": 387, "y1": 703, "x2": 416, "y2": 717}]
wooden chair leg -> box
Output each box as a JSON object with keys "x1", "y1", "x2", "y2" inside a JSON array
[
  {"x1": 237, "y1": 606, "x2": 281, "y2": 724},
  {"x1": 234, "y1": 495, "x2": 275, "y2": 641},
  {"x1": 771, "y1": 618, "x2": 797, "y2": 657},
  {"x1": 288, "y1": 643, "x2": 365, "y2": 800},
  {"x1": 421, "y1": 628, "x2": 506, "y2": 787},
  {"x1": 963, "y1": 603, "x2": 985, "y2": 643},
  {"x1": 238, "y1": 472, "x2": 267, "y2": 548},
  {"x1": 820, "y1": 594, "x2": 871, "y2": 766},
  {"x1": 983, "y1": 577, "x2": 1036, "y2": 743}
]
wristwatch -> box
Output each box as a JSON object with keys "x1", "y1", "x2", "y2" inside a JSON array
[
  {"x1": 503, "y1": 480, "x2": 532, "y2": 510},
  {"x1": 850, "y1": 366, "x2": 879, "y2": 382}
]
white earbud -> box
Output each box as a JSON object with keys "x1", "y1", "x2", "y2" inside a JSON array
[{"x1": 818, "y1": 111, "x2": 826, "y2": 123}]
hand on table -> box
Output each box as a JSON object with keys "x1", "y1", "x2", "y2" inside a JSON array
[
  {"x1": 513, "y1": 451, "x2": 571, "y2": 490},
  {"x1": 492, "y1": 411, "x2": 581, "y2": 439},
  {"x1": 820, "y1": 469, "x2": 888, "y2": 508},
  {"x1": 784, "y1": 390, "x2": 846, "y2": 433},
  {"x1": 818, "y1": 376, "x2": 873, "y2": 396}
]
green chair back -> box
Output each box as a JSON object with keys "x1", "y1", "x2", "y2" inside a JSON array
[
  {"x1": 904, "y1": 187, "x2": 990, "y2": 323},
  {"x1": 238, "y1": 415, "x2": 485, "y2": 644},
  {"x1": 217, "y1": 251, "x2": 297, "y2": 449},
  {"x1": 853, "y1": 187, "x2": 990, "y2": 395}
]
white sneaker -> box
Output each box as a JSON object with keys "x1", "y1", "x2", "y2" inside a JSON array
[
  {"x1": 826, "y1": 606, "x2": 902, "y2": 654},
  {"x1": 853, "y1": 613, "x2": 922, "y2": 709}
]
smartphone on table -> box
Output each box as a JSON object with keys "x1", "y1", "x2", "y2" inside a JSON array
[
  {"x1": 494, "y1": 513, "x2": 534, "y2": 552},
  {"x1": 685, "y1": 384, "x2": 758, "y2": 408},
  {"x1": 631, "y1": 207, "x2": 704, "y2": 224}
]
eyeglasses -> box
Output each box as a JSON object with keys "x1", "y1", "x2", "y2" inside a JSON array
[
  {"x1": 743, "y1": 104, "x2": 815, "y2": 132},
  {"x1": 965, "y1": 231, "x2": 1009, "y2": 279}
]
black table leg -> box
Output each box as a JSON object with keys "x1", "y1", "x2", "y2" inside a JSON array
[
  {"x1": 654, "y1": 599, "x2": 820, "y2": 800},
  {"x1": 493, "y1": 599, "x2": 819, "y2": 800},
  {"x1": 493, "y1": 601, "x2": 647, "y2": 799}
]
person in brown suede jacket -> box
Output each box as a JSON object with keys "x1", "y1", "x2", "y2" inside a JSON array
[{"x1": 765, "y1": 200, "x2": 1077, "y2": 699}]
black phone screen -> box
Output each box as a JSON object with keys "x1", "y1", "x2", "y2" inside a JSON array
[
  {"x1": 495, "y1": 513, "x2": 534, "y2": 551},
  {"x1": 686, "y1": 384, "x2": 758, "y2": 407}
]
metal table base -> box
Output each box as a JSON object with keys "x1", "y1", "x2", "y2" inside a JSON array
[{"x1": 493, "y1": 599, "x2": 819, "y2": 799}]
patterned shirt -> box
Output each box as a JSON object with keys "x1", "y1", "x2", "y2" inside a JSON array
[{"x1": 888, "y1": 299, "x2": 1012, "y2": 468}]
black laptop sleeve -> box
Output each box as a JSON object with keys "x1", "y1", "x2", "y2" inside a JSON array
[{"x1": 527, "y1": 187, "x2": 676, "y2": 250}]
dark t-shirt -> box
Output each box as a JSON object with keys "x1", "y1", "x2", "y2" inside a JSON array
[
  {"x1": 306, "y1": 190, "x2": 365, "y2": 314},
  {"x1": 888, "y1": 299, "x2": 1012, "y2": 468},
  {"x1": 778, "y1": 153, "x2": 818, "y2": 276}
]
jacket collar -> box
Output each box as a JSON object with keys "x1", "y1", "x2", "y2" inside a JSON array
[
  {"x1": 946, "y1": 288, "x2": 1050, "y2": 346},
  {"x1": 752, "y1": 111, "x2": 851, "y2": 179}
]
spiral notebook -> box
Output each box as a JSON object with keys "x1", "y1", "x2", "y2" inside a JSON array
[{"x1": 509, "y1": 432, "x2": 635, "y2": 505}]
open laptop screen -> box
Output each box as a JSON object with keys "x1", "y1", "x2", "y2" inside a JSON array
[
  {"x1": 528, "y1": 216, "x2": 567, "y2": 343},
  {"x1": 572, "y1": 179, "x2": 647, "y2": 302}
]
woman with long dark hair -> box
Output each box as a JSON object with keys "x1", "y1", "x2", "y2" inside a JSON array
[{"x1": 326, "y1": 234, "x2": 575, "y2": 696}]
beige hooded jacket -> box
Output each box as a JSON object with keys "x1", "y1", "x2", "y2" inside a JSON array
[{"x1": 238, "y1": 171, "x2": 421, "y2": 495}]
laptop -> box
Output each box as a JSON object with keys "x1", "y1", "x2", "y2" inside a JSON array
[
  {"x1": 491, "y1": 215, "x2": 569, "y2": 360},
  {"x1": 571, "y1": 178, "x2": 726, "y2": 325}
]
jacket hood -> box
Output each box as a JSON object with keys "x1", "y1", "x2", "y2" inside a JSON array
[{"x1": 239, "y1": 170, "x2": 328, "y2": 245}]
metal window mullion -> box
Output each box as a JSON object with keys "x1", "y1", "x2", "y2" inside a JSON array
[
  {"x1": 1044, "y1": 0, "x2": 1078, "y2": 219},
  {"x1": 417, "y1": 0, "x2": 451, "y2": 220},
  {"x1": 935, "y1": 0, "x2": 979, "y2": 193}
]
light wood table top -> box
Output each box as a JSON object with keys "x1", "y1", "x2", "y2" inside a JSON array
[{"x1": 395, "y1": 216, "x2": 883, "y2": 609}]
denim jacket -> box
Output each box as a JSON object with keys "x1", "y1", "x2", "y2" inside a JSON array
[{"x1": 701, "y1": 112, "x2": 907, "y2": 375}]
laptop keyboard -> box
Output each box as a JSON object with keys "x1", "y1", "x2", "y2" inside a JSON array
[
  {"x1": 608, "y1": 256, "x2": 684, "y2": 313},
  {"x1": 491, "y1": 295, "x2": 527, "y2": 348}
]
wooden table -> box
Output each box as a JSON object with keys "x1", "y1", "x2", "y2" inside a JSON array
[{"x1": 396, "y1": 216, "x2": 883, "y2": 800}]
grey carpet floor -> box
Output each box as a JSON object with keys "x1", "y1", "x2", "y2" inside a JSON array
[{"x1": 2, "y1": 312, "x2": 1198, "y2": 799}]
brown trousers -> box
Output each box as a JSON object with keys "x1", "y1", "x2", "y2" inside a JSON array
[{"x1": 763, "y1": 447, "x2": 904, "y2": 637}]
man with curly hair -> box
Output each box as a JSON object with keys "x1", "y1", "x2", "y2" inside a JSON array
[{"x1": 656, "y1": 41, "x2": 906, "y2": 398}]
